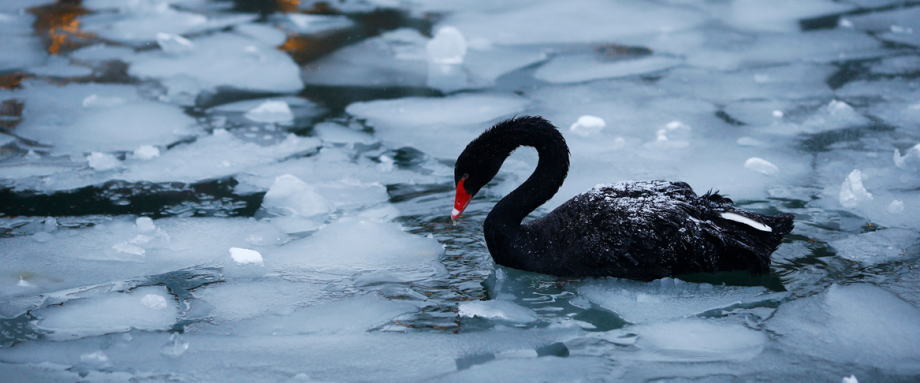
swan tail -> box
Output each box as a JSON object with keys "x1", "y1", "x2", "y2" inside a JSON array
[{"x1": 713, "y1": 210, "x2": 794, "y2": 273}]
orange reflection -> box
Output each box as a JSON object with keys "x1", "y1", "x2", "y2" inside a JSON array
[
  {"x1": 29, "y1": 1, "x2": 93, "y2": 55},
  {"x1": 276, "y1": 0, "x2": 300, "y2": 13}
]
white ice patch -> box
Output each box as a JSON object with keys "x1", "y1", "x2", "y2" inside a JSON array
[
  {"x1": 127, "y1": 32, "x2": 303, "y2": 96},
  {"x1": 579, "y1": 277, "x2": 782, "y2": 323},
  {"x1": 427, "y1": 26, "x2": 467, "y2": 64},
  {"x1": 743, "y1": 157, "x2": 779, "y2": 176},
  {"x1": 768, "y1": 284, "x2": 920, "y2": 371},
  {"x1": 888, "y1": 200, "x2": 905, "y2": 214},
  {"x1": 262, "y1": 174, "x2": 332, "y2": 218},
  {"x1": 281, "y1": 13, "x2": 354, "y2": 34},
  {"x1": 842, "y1": 376, "x2": 858, "y2": 383},
  {"x1": 568, "y1": 115, "x2": 606, "y2": 137},
  {"x1": 458, "y1": 300, "x2": 537, "y2": 324},
  {"x1": 839, "y1": 169, "x2": 873, "y2": 208},
  {"x1": 893, "y1": 143, "x2": 920, "y2": 168},
  {"x1": 346, "y1": 93, "x2": 528, "y2": 158},
  {"x1": 132, "y1": 145, "x2": 160, "y2": 160},
  {"x1": 535, "y1": 55, "x2": 680, "y2": 84},
  {"x1": 244, "y1": 100, "x2": 294, "y2": 123},
  {"x1": 830, "y1": 229, "x2": 918, "y2": 265},
  {"x1": 156, "y1": 32, "x2": 195, "y2": 53},
  {"x1": 719, "y1": 212, "x2": 772, "y2": 232},
  {"x1": 35, "y1": 286, "x2": 178, "y2": 340},
  {"x1": 229, "y1": 247, "x2": 264, "y2": 265},
  {"x1": 625, "y1": 319, "x2": 767, "y2": 362},
  {"x1": 9, "y1": 81, "x2": 196, "y2": 154},
  {"x1": 268, "y1": 219, "x2": 443, "y2": 273},
  {"x1": 85, "y1": 152, "x2": 122, "y2": 171}
]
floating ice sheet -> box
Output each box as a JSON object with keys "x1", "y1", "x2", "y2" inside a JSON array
[
  {"x1": 578, "y1": 278, "x2": 783, "y2": 324},
  {"x1": 34, "y1": 286, "x2": 178, "y2": 340}
]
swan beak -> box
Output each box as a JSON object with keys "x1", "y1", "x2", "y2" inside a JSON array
[{"x1": 451, "y1": 178, "x2": 472, "y2": 221}]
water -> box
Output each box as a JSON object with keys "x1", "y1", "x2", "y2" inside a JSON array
[{"x1": 1, "y1": 0, "x2": 919, "y2": 381}]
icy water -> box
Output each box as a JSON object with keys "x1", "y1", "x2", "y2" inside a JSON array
[{"x1": 1, "y1": 0, "x2": 919, "y2": 381}]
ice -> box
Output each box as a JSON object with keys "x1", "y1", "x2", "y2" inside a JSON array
[
  {"x1": 444, "y1": 0, "x2": 706, "y2": 45},
  {"x1": 839, "y1": 169, "x2": 873, "y2": 208},
  {"x1": 229, "y1": 247, "x2": 264, "y2": 265},
  {"x1": 427, "y1": 26, "x2": 467, "y2": 64},
  {"x1": 744, "y1": 157, "x2": 779, "y2": 176},
  {"x1": 235, "y1": 23, "x2": 287, "y2": 46},
  {"x1": 768, "y1": 284, "x2": 920, "y2": 371},
  {"x1": 81, "y1": 3, "x2": 255, "y2": 44},
  {"x1": 658, "y1": 64, "x2": 835, "y2": 104},
  {"x1": 871, "y1": 55, "x2": 920, "y2": 75},
  {"x1": 155, "y1": 32, "x2": 195, "y2": 53},
  {"x1": 831, "y1": 229, "x2": 919, "y2": 265},
  {"x1": 894, "y1": 144, "x2": 920, "y2": 169},
  {"x1": 619, "y1": 319, "x2": 767, "y2": 362},
  {"x1": 132, "y1": 145, "x2": 160, "y2": 160},
  {"x1": 888, "y1": 200, "x2": 905, "y2": 214},
  {"x1": 118, "y1": 129, "x2": 321, "y2": 184},
  {"x1": 842, "y1": 375, "x2": 858, "y2": 383},
  {"x1": 34, "y1": 286, "x2": 177, "y2": 340},
  {"x1": 0, "y1": 12, "x2": 45, "y2": 71},
  {"x1": 126, "y1": 31, "x2": 303, "y2": 95},
  {"x1": 3, "y1": 81, "x2": 196, "y2": 155},
  {"x1": 279, "y1": 13, "x2": 354, "y2": 35},
  {"x1": 725, "y1": 0, "x2": 853, "y2": 32},
  {"x1": 847, "y1": 7, "x2": 920, "y2": 47},
  {"x1": 535, "y1": 55, "x2": 680, "y2": 84},
  {"x1": 244, "y1": 100, "x2": 294, "y2": 123},
  {"x1": 578, "y1": 278, "x2": 783, "y2": 324},
  {"x1": 85, "y1": 152, "x2": 122, "y2": 171},
  {"x1": 346, "y1": 93, "x2": 529, "y2": 158},
  {"x1": 27, "y1": 56, "x2": 93, "y2": 77},
  {"x1": 302, "y1": 27, "x2": 544, "y2": 90},
  {"x1": 568, "y1": 115, "x2": 606, "y2": 137},
  {"x1": 0, "y1": 217, "x2": 286, "y2": 306},
  {"x1": 193, "y1": 279, "x2": 326, "y2": 322},
  {"x1": 458, "y1": 300, "x2": 538, "y2": 324},
  {"x1": 261, "y1": 174, "x2": 332, "y2": 218},
  {"x1": 268, "y1": 219, "x2": 443, "y2": 273}
]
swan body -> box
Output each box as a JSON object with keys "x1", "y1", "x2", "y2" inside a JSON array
[{"x1": 451, "y1": 116, "x2": 794, "y2": 281}]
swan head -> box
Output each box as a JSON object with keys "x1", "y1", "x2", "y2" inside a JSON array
[{"x1": 452, "y1": 123, "x2": 517, "y2": 220}]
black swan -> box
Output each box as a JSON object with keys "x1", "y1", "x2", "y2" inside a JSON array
[{"x1": 451, "y1": 116, "x2": 794, "y2": 281}]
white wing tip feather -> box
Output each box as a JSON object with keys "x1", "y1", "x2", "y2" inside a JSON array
[{"x1": 720, "y1": 212, "x2": 772, "y2": 232}]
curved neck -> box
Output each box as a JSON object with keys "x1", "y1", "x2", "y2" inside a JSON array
[{"x1": 484, "y1": 120, "x2": 569, "y2": 239}]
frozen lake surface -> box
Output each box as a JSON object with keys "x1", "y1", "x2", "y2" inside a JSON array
[{"x1": 1, "y1": 0, "x2": 919, "y2": 381}]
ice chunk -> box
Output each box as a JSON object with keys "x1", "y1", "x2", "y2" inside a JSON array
[
  {"x1": 726, "y1": 0, "x2": 854, "y2": 32},
  {"x1": 744, "y1": 157, "x2": 779, "y2": 176},
  {"x1": 768, "y1": 284, "x2": 920, "y2": 371},
  {"x1": 652, "y1": 121, "x2": 692, "y2": 148},
  {"x1": 458, "y1": 300, "x2": 538, "y2": 324},
  {"x1": 28, "y1": 56, "x2": 93, "y2": 77},
  {"x1": 0, "y1": 12, "x2": 45, "y2": 71},
  {"x1": 235, "y1": 23, "x2": 286, "y2": 46},
  {"x1": 535, "y1": 55, "x2": 680, "y2": 84},
  {"x1": 8, "y1": 81, "x2": 196, "y2": 155},
  {"x1": 894, "y1": 144, "x2": 920, "y2": 169},
  {"x1": 155, "y1": 32, "x2": 195, "y2": 53},
  {"x1": 578, "y1": 278, "x2": 782, "y2": 323},
  {"x1": 872, "y1": 55, "x2": 920, "y2": 75},
  {"x1": 268, "y1": 219, "x2": 443, "y2": 273},
  {"x1": 444, "y1": 0, "x2": 705, "y2": 45},
  {"x1": 839, "y1": 169, "x2": 873, "y2": 208},
  {"x1": 842, "y1": 376, "x2": 858, "y2": 383},
  {"x1": 135, "y1": 217, "x2": 156, "y2": 233},
  {"x1": 626, "y1": 319, "x2": 767, "y2": 362},
  {"x1": 346, "y1": 93, "x2": 528, "y2": 158},
  {"x1": 35, "y1": 286, "x2": 178, "y2": 340},
  {"x1": 568, "y1": 115, "x2": 606, "y2": 137},
  {"x1": 280, "y1": 13, "x2": 354, "y2": 34},
  {"x1": 120, "y1": 130, "x2": 321, "y2": 184},
  {"x1": 244, "y1": 100, "x2": 294, "y2": 123},
  {"x1": 229, "y1": 247, "x2": 264, "y2": 265},
  {"x1": 831, "y1": 229, "x2": 918, "y2": 265},
  {"x1": 127, "y1": 32, "x2": 303, "y2": 95},
  {"x1": 85, "y1": 152, "x2": 122, "y2": 171},
  {"x1": 427, "y1": 26, "x2": 467, "y2": 64},
  {"x1": 132, "y1": 145, "x2": 160, "y2": 160},
  {"x1": 262, "y1": 174, "x2": 332, "y2": 218},
  {"x1": 81, "y1": 5, "x2": 254, "y2": 44},
  {"x1": 888, "y1": 200, "x2": 905, "y2": 214},
  {"x1": 194, "y1": 279, "x2": 326, "y2": 321}
]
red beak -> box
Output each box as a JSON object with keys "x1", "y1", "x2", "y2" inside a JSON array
[{"x1": 451, "y1": 178, "x2": 472, "y2": 220}]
